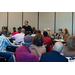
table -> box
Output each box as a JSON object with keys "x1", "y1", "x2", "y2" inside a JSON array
[
  {"x1": 53, "y1": 39, "x2": 66, "y2": 44},
  {"x1": 7, "y1": 37, "x2": 11, "y2": 39},
  {"x1": 31, "y1": 34, "x2": 36, "y2": 37},
  {"x1": 66, "y1": 57, "x2": 75, "y2": 62}
]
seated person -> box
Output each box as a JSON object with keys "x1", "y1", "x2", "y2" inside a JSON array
[
  {"x1": 43, "y1": 31, "x2": 53, "y2": 52},
  {"x1": 47, "y1": 28, "x2": 54, "y2": 38},
  {"x1": 41, "y1": 28, "x2": 47, "y2": 35},
  {"x1": 63, "y1": 28, "x2": 70, "y2": 41},
  {"x1": 2, "y1": 26, "x2": 5, "y2": 31},
  {"x1": 29, "y1": 33, "x2": 46, "y2": 57},
  {"x1": 14, "y1": 35, "x2": 40, "y2": 62},
  {"x1": 0, "y1": 30, "x2": 16, "y2": 61},
  {"x1": 12, "y1": 27, "x2": 19, "y2": 36},
  {"x1": 62, "y1": 36, "x2": 75, "y2": 57},
  {"x1": 17, "y1": 27, "x2": 22, "y2": 33},
  {"x1": 56, "y1": 28, "x2": 63, "y2": 39},
  {"x1": 5, "y1": 26, "x2": 11, "y2": 37},
  {"x1": 11, "y1": 28, "x2": 25, "y2": 43},
  {"x1": 36, "y1": 30, "x2": 41, "y2": 35},
  {"x1": 39, "y1": 42, "x2": 68, "y2": 62},
  {"x1": 32, "y1": 27, "x2": 37, "y2": 34}
]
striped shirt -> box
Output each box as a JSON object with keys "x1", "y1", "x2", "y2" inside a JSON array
[{"x1": 0, "y1": 34, "x2": 15, "y2": 52}]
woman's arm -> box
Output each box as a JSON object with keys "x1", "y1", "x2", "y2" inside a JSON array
[{"x1": 29, "y1": 44, "x2": 42, "y2": 57}]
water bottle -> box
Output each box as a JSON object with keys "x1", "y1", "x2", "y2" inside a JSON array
[{"x1": 70, "y1": 57, "x2": 74, "y2": 62}]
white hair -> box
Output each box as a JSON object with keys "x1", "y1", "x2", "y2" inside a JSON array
[
  {"x1": 53, "y1": 42, "x2": 63, "y2": 53},
  {"x1": 43, "y1": 28, "x2": 47, "y2": 32},
  {"x1": 47, "y1": 28, "x2": 50, "y2": 31}
]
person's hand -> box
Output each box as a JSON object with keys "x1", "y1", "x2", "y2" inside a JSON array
[{"x1": 15, "y1": 43, "x2": 18, "y2": 45}]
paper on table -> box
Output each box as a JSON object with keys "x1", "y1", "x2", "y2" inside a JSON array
[{"x1": 54, "y1": 39, "x2": 64, "y2": 42}]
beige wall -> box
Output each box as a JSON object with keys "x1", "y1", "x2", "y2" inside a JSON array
[
  {"x1": 8, "y1": 12, "x2": 22, "y2": 32},
  {"x1": 23, "y1": 12, "x2": 38, "y2": 29},
  {"x1": 39, "y1": 12, "x2": 54, "y2": 33},
  {"x1": 0, "y1": 12, "x2": 7, "y2": 31},
  {"x1": 0, "y1": 12, "x2": 74, "y2": 35},
  {"x1": 56, "y1": 12, "x2": 72, "y2": 35}
]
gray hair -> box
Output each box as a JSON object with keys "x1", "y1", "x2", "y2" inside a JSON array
[
  {"x1": 53, "y1": 42, "x2": 63, "y2": 53},
  {"x1": 21, "y1": 28, "x2": 25, "y2": 33}
]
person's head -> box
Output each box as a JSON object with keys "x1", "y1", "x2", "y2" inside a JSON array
[
  {"x1": 53, "y1": 42, "x2": 64, "y2": 53},
  {"x1": 32, "y1": 27, "x2": 35, "y2": 31},
  {"x1": 43, "y1": 28, "x2": 47, "y2": 32},
  {"x1": 67, "y1": 36, "x2": 75, "y2": 51},
  {"x1": 13, "y1": 27, "x2": 16, "y2": 32},
  {"x1": 18, "y1": 27, "x2": 22, "y2": 33},
  {"x1": 47, "y1": 28, "x2": 50, "y2": 32},
  {"x1": 59, "y1": 28, "x2": 62, "y2": 34},
  {"x1": 36, "y1": 30, "x2": 41, "y2": 34},
  {"x1": 63, "y1": 28, "x2": 69, "y2": 35},
  {"x1": 5, "y1": 26, "x2": 8, "y2": 30},
  {"x1": 33, "y1": 34, "x2": 43, "y2": 46},
  {"x1": 21, "y1": 28, "x2": 25, "y2": 33},
  {"x1": 2, "y1": 26, "x2": 5, "y2": 30},
  {"x1": 24, "y1": 35, "x2": 33, "y2": 47},
  {"x1": 2, "y1": 30, "x2": 7, "y2": 37},
  {"x1": 25, "y1": 20, "x2": 28, "y2": 27},
  {"x1": 43, "y1": 31, "x2": 48, "y2": 37}
]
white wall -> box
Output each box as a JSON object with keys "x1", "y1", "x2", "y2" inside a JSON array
[
  {"x1": 73, "y1": 12, "x2": 75, "y2": 35},
  {"x1": 8, "y1": 12, "x2": 22, "y2": 32},
  {"x1": 0, "y1": 12, "x2": 7, "y2": 31},
  {"x1": 39, "y1": 12, "x2": 54, "y2": 33},
  {"x1": 23, "y1": 12, "x2": 38, "y2": 29},
  {"x1": 0, "y1": 12, "x2": 74, "y2": 35},
  {"x1": 56, "y1": 12, "x2": 72, "y2": 35}
]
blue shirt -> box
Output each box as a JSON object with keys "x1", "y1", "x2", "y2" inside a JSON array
[
  {"x1": 12, "y1": 32, "x2": 25, "y2": 43},
  {"x1": 0, "y1": 34, "x2": 15, "y2": 52},
  {"x1": 39, "y1": 50, "x2": 68, "y2": 62}
]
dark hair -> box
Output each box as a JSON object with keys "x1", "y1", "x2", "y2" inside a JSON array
[
  {"x1": 2, "y1": 26, "x2": 5, "y2": 29},
  {"x1": 2, "y1": 30, "x2": 7, "y2": 35},
  {"x1": 13, "y1": 27, "x2": 16, "y2": 30},
  {"x1": 36, "y1": 30, "x2": 41, "y2": 34},
  {"x1": 43, "y1": 31, "x2": 48, "y2": 37},
  {"x1": 59, "y1": 28, "x2": 62, "y2": 31},
  {"x1": 33, "y1": 34, "x2": 43, "y2": 46}
]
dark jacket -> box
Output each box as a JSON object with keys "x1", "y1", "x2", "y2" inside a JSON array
[
  {"x1": 22, "y1": 25, "x2": 32, "y2": 33},
  {"x1": 32, "y1": 30, "x2": 37, "y2": 34},
  {"x1": 39, "y1": 50, "x2": 68, "y2": 62}
]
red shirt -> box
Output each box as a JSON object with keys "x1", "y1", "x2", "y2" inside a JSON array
[{"x1": 43, "y1": 37, "x2": 53, "y2": 52}]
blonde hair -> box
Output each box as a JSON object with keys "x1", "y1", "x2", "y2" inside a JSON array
[{"x1": 25, "y1": 20, "x2": 29, "y2": 23}]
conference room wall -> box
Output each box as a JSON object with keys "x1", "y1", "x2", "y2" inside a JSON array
[
  {"x1": 56, "y1": 12, "x2": 72, "y2": 35},
  {"x1": 23, "y1": 12, "x2": 38, "y2": 29},
  {"x1": 8, "y1": 12, "x2": 22, "y2": 32},
  {"x1": 39, "y1": 12, "x2": 54, "y2": 33},
  {"x1": 73, "y1": 12, "x2": 75, "y2": 35},
  {"x1": 0, "y1": 12, "x2": 7, "y2": 31}
]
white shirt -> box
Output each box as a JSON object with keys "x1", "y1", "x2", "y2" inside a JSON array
[{"x1": 12, "y1": 32, "x2": 25, "y2": 43}]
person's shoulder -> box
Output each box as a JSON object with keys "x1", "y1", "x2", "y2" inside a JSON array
[
  {"x1": 22, "y1": 25, "x2": 25, "y2": 28},
  {"x1": 60, "y1": 55, "x2": 68, "y2": 61},
  {"x1": 28, "y1": 25, "x2": 31, "y2": 27}
]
